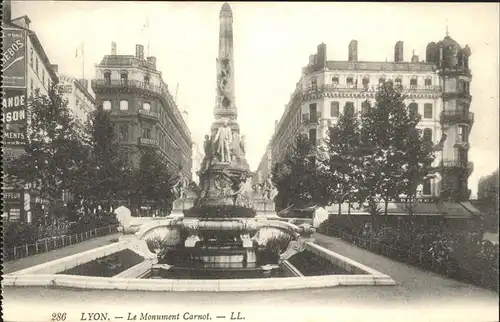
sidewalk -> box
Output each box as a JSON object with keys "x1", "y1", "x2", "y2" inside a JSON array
[{"x1": 3, "y1": 233, "x2": 120, "y2": 274}]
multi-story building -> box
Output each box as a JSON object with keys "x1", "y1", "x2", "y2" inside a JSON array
[
  {"x1": 191, "y1": 141, "x2": 204, "y2": 184},
  {"x1": 91, "y1": 43, "x2": 193, "y2": 179},
  {"x1": 268, "y1": 34, "x2": 473, "y2": 201},
  {"x1": 252, "y1": 138, "x2": 274, "y2": 186},
  {"x1": 2, "y1": 2, "x2": 60, "y2": 222},
  {"x1": 59, "y1": 76, "x2": 96, "y2": 128}
]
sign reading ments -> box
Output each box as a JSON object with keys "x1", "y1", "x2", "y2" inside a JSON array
[
  {"x1": 2, "y1": 88, "x2": 28, "y2": 147},
  {"x1": 2, "y1": 28, "x2": 27, "y2": 88}
]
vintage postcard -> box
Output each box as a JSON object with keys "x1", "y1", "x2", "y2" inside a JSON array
[{"x1": 1, "y1": 1, "x2": 499, "y2": 322}]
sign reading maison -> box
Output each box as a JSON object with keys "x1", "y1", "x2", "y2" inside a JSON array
[
  {"x1": 2, "y1": 88, "x2": 27, "y2": 147},
  {"x1": 2, "y1": 28, "x2": 27, "y2": 88}
]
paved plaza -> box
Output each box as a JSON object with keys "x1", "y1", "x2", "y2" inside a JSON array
[
  {"x1": 3, "y1": 233, "x2": 498, "y2": 322},
  {"x1": 3, "y1": 233, "x2": 120, "y2": 274}
]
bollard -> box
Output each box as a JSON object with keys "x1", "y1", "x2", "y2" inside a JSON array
[
  {"x1": 45, "y1": 239, "x2": 49, "y2": 252},
  {"x1": 13, "y1": 247, "x2": 17, "y2": 259},
  {"x1": 95, "y1": 228, "x2": 97, "y2": 237},
  {"x1": 25, "y1": 244, "x2": 29, "y2": 257},
  {"x1": 35, "y1": 242, "x2": 39, "y2": 253}
]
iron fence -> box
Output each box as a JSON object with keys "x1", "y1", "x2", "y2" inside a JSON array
[
  {"x1": 323, "y1": 227, "x2": 499, "y2": 292},
  {"x1": 3, "y1": 224, "x2": 119, "y2": 262}
]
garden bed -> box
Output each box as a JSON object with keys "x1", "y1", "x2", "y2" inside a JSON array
[
  {"x1": 288, "y1": 250, "x2": 349, "y2": 276},
  {"x1": 58, "y1": 249, "x2": 144, "y2": 277}
]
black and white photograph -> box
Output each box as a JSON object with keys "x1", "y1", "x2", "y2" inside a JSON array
[{"x1": 1, "y1": 1, "x2": 499, "y2": 322}]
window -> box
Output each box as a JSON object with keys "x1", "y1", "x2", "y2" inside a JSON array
[
  {"x1": 410, "y1": 78, "x2": 418, "y2": 87},
  {"x1": 120, "y1": 71, "x2": 128, "y2": 85},
  {"x1": 30, "y1": 79, "x2": 34, "y2": 96},
  {"x1": 104, "y1": 71, "x2": 111, "y2": 85},
  {"x1": 344, "y1": 102, "x2": 354, "y2": 115},
  {"x1": 309, "y1": 128, "x2": 317, "y2": 145},
  {"x1": 423, "y1": 128, "x2": 432, "y2": 142},
  {"x1": 332, "y1": 77, "x2": 339, "y2": 86},
  {"x1": 362, "y1": 77, "x2": 370, "y2": 89},
  {"x1": 395, "y1": 77, "x2": 402, "y2": 86},
  {"x1": 347, "y1": 77, "x2": 353, "y2": 85},
  {"x1": 361, "y1": 101, "x2": 371, "y2": 114},
  {"x1": 144, "y1": 74, "x2": 150, "y2": 85},
  {"x1": 42, "y1": 70, "x2": 45, "y2": 86},
  {"x1": 142, "y1": 124, "x2": 151, "y2": 139},
  {"x1": 119, "y1": 124, "x2": 129, "y2": 141},
  {"x1": 102, "y1": 100, "x2": 112, "y2": 110},
  {"x1": 311, "y1": 78, "x2": 317, "y2": 89},
  {"x1": 119, "y1": 100, "x2": 129, "y2": 111},
  {"x1": 309, "y1": 103, "x2": 317, "y2": 121},
  {"x1": 458, "y1": 125, "x2": 468, "y2": 143},
  {"x1": 408, "y1": 102, "x2": 418, "y2": 115},
  {"x1": 35, "y1": 57, "x2": 39, "y2": 75},
  {"x1": 458, "y1": 148, "x2": 467, "y2": 165},
  {"x1": 378, "y1": 77, "x2": 385, "y2": 84},
  {"x1": 30, "y1": 48, "x2": 33, "y2": 67},
  {"x1": 424, "y1": 78, "x2": 432, "y2": 86},
  {"x1": 330, "y1": 101, "x2": 339, "y2": 117},
  {"x1": 422, "y1": 180, "x2": 431, "y2": 195},
  {"x1": 329, "y1": 127, "x2": 339, "y2": 143},
  {"x1": 48, "y1": 80, "x2": 51, "y2": 90},
  {"x1": 423, "y1": 103, "x2": 433, "y2": 119},
  {"x1": 143, "y1": 102, "x2": 151, "y2": 111}
]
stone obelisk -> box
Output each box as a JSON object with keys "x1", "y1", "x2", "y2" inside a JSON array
[
  {"x1": 190, "y1": 2, "x2": 252, "y2": 212},
  {"x1": 212, "y1": 2, "x2": 239, "y2": 134}
]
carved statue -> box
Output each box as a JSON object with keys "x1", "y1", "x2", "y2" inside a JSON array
[
  {"x1": 171, "y1": 172, "x2": 190, "y2": 199},
  {"x1": 239, "y1": 135, "x2": 246, "y2": 156},
  {"x1": 212, "y1": 119, "x2": 232, "y2": 163},
  {"x1": 262, "y1": 175, "x2": 273, "y2": 200},
  {"x1": 200, "y1": 134, "x2": 213, "y2": 171},
  {"x1": 217, "y1": 57, "x2": 232, "y2": 109}
]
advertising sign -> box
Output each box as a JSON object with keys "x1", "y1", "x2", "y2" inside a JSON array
[
  {"x1": 2, "y1": 88, "x2": 27, "y2": 147},
  {"x1": 2, "y1": 28, "x2": 27, "y2": 88}
]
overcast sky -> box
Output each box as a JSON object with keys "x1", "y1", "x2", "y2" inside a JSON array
[{"x1": 11, "y1": 1, "x2": 499, "y2": 197}]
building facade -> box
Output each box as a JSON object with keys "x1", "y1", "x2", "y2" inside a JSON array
[
  {"x1": 91, "y1": 43, "x2": 193, "y2": 180},
  {"x1": 253, "y1": 140, "x2": 273, "y2": 186},
  {"x1": 267, "y1": 36, "x2": 473, "y2": 201},
  {"x1": 59, "y1": 76, "x2": 96, "y2": 128},
  {"x1": 2, "y1": 6, "x2": 60, "y2": 222}
]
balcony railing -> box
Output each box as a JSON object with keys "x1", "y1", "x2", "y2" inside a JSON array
[
  {"x1": 301, "y1": 84, "x2": 441, "y2": 95},
  {"x1": 137, "y1": 109, "x2": 158, "y2": 119},
  {"x1": 440, "y1": 159, "x2": 473, "y2": 170},
  {"x1": 440, "y1": 109, "x2": 474, "y2": 125},
  {"x1": 138, "y1": 137, "x2": 158, "y2": 146},
  {"x1": 302, "y1": 112, "x2": 321, "y2": 124}
]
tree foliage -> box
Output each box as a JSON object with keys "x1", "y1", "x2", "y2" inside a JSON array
[
  {"x1": 271, "y1": 81, "x2": 436, "y2": 215},
  {"x1": 271, "y1": 133, "x2": 329, "y2": 210}
]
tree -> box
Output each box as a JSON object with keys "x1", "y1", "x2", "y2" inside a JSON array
[
  {"x1": 359, "y1": 81, "x2": 435, "y2": 214},
  {"x1": 271, "y1": 133, "x2": 329, "y2": 210},
  {"x1": 70, "y1": 109, "x2": 133, "y2": 216},
  {"x1": 129, "y1": 147, "x2": 176, "y2": 216},
  {"x1": 4, "y1": 84, "x2": 85, "y2": 216},
  {"x1": 325, "y1": 105, "x2": 367, "y2": 214}
]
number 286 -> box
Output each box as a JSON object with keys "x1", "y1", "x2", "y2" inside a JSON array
[{"x1": 52, "y1": 313, "x2": 67, "y2": 321}]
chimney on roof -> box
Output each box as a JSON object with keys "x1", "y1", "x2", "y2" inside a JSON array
[
  {"x1": 51, "y1": 64, "x2": 59, "y2": 73},
  {"x1": 111, "y1": 42, "x2": 117, "y2": 55},
  {"x1": 308, "y1": 54, "x2": 316, "y2": 65},
  {"x1": 316, "y1": 43, "x2": 327, "y2": 68},
  {"x1": 348, "y1": 40, "x2": 358, "y2": 62},
  {"x1": 411, "y1": 50, "x2": 419, "y2": 63},
  {"x1": 135, "y1": 44, "x2": 144, "y2": 60},
  {"x1": 146, "y1": 56, "x2": 156, "y2": 69},
  {"x1": 2, "y1": 0, "x2": 12, "y2": 23},
  {"x1": 394, "y1": 41, "x2": 404, "y2": 62}
]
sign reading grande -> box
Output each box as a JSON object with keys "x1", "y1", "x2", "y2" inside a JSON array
[
  {"x1": 2, "y1": 88, "x2": 27, "y2": 147},
  {"x1": 2, "y1": 28, "x2": 27, "y2": 88}
]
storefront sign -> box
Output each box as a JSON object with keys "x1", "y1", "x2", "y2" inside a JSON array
[
  {"x1": 2, "y1": 88, "x2": 27, "y2": 147},
  {"x1": 2, "y1": 28, "x2": 27, "y2": 88}
]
